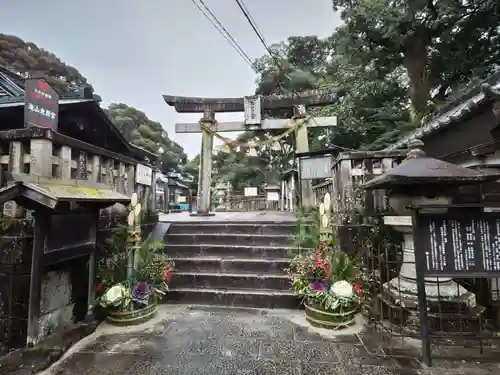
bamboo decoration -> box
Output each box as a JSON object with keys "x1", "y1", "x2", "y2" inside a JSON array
[
  {"x1": 319, "y1": 192, "x2": 332, "y2": 241},
  {"x1": 126, "y1": 192, "x2": 142, "y2": 280}
]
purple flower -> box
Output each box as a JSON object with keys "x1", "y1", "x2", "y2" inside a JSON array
[
  {"x1": 132, "y1": 282, "x2": 151, "y2": 305},
  {"x1": 309, "y1": 281, "x2": 327, "y2": 292}
]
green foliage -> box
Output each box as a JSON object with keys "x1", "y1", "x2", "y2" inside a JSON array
[
  {"x1": 105, "y1": 103, "x2": 187, "y2": 173},
  {"x1": 96, "y1": 224, "x2": 169, "y2": 288},
  {"x1": 0, "y1": 33, "x2": 90, "y2": 93},
  {"x1": 97, "y1": 225, "x2": 129, "y2": 286},
  {"x1": 326, "y1": 250, "x2": 359, "y2": 284},
  {"x1": 250, "y1": 1, "x2": 500, "y2": 153},
  {"x1": 292, "y1": 208, "x2": 321, "y2": 250},
  {"x1": 212, "y1": 130, "x2": 295, "y2": 193},
  {"x1": 331, "y1": 0, "x2": 500, "y2": 125},
  {"x1": 135, "y1": 236, "x2": 170, "y2": 287},
  {"x1": 0, "y1": 34, "x2": 188, "y2": 174}
]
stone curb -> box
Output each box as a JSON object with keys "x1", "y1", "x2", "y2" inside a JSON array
[{"x1": 0, "y1": 320, "x2": 99, "y2": 375}]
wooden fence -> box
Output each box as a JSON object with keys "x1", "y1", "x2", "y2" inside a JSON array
[{"x1": 0, "y1": 128, "x2": 156, "y2": 217}]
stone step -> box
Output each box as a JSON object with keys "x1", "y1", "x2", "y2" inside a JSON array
[
  {"x1": 164, "y1": 244, "x2": 303, "y2": 259},
  {"x1": 165, "y1": 233, "x2": 293, "y2": 247},
  {"x1": 171, "y1": 256, "x2": 290, "y2": 274},
  {"x1": 165, "y1": 287, "x2": 300, "y2": 309},
  {"x1": 171, "y1": 272, "x2": 291, "y2": 290},
  {"x1": 168, "y1": 222, "x2": 296, "y2": 235}
]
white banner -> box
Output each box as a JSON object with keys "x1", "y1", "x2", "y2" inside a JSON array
[
  {"x1": 135, "y1": 164, "x2": 153, "y2": 186},
  {"x1": 244, "y1": 187, "x2": 258, "y2": 197},
  {"x1": 267, "y1": 192, "x2": 279, "y2": 201}
]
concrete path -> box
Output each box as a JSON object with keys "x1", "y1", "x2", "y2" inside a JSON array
[{"x1": 39, "y1": 305, "x2": 496, "y2": 375}]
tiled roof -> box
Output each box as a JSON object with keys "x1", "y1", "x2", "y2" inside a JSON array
[{"x1": 385, "y1": 71, "x2": 500, "y2": 150}]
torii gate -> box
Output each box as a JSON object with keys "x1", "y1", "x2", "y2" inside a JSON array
[{"x1": 163, "y1": 90, "x2": 338, "y2": 216}]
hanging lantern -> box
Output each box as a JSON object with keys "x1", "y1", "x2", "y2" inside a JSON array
[{"x1": 271, "y1": 141, "x2": 282, "y2": 151}]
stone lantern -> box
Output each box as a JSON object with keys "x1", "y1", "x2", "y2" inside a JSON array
[
  {"x1": 215, "y1": 184, "x2": 228, "y2": 211},
  {"x1": 361, "y1": 139, "x2": 500, "y2": 331}
]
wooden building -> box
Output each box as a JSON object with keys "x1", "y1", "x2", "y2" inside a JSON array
[
  {"x1": 0, "y1": 67, "x2": 158, "y2": 352},
  {"x1": 383, "y1": 71, "x2": 500, "y2": 306},
  {"x1": 385, "y1": 72, "x2": 500, "y2": 168}
]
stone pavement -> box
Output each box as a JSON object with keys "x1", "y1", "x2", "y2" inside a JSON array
[
  {"x1": 39, "y1": 305, "x2": 498, "y2": 375},
  {"x1": 159, "y1": 211, "x2": 296, "y2": 222}
]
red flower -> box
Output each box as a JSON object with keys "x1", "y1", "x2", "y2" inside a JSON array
[
  {"x1": 94, "y1": 283, "x2": 105, "y2": 293},
  {"x1": 354, "y1": 281, "x2": 363, "y2": 297},
  {"x1": 163, "y1": 265, "x2": 173, "y2": 283}
]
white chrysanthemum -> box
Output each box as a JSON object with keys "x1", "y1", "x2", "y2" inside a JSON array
[
  {"x1": 330, "y1": 280, "x2": 353, "y2": 298},
  {"x1": 103, "y1": 284, "x2": 127, "y2": 306}
]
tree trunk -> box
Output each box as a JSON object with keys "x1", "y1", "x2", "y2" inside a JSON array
[{"x1": 403, "y1": 32, "x2": 430, "y2": 127}]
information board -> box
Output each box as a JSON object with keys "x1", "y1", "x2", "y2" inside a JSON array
[
  {"x1": 414, "y1": 211, "x2": 500, "y2": 276},
  {"x1": 136, "y1": 164, "x2": 153, "y2": 186},
  {"x1": 244, "y1": 187, "x2": 258, "y2": 197}
]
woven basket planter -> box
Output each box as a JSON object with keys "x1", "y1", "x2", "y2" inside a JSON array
[
  {"x1": 106, "y1": 303, "x2": 157, "y2": 326},
  {"x1": 304, "y1": 300, "x2": 356, "y2": 329}
]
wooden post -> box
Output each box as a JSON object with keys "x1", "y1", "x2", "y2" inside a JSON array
[
  {"x1": 150, "y1": 168, "x2": 157, "y2": 213},
  {"x1": 30, "y1": 139, "x2": 53, "y2": 177},
  {"x1": 57, "y1": 145, "x2": 72, "y2": 180},
  {"x1": 126, "y1": 164, "x2": 135, "y2": 196},
  {"x1": 26, "y1": 139, "x2": 53, "y2": 345},
  {"x1": 86, "y1": 212, "x2": 98, "y2": 317},
  {"x1": 87, "y1": 155, "x2": 101, "y2": 316},
  {"x1": 91, "y1": 155, "x2": 101, "y2": 183},
  {"x1": 77, "y1": 150, "x2": 88, "y2": 180},
  {"x1": 117, "y1": 162, "x2": 126, "y2": 194},
  {"x1": 26, "y1": 211, "x2": 49, "y2": 347},
  {"x1": 4, "y1": 141, "x2": 25, "y2": 217}
]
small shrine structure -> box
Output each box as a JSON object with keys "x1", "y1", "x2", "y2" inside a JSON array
[{"x1": 0, "y1": 68, "x2": 158, "y2": 351}]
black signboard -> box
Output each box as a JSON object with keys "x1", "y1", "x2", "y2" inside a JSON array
[
  {"x1": 24, "y1": 78, "x2": 59, "y2": 131},
  {"x1": 414, "y1": 211, "x2": 500, "y2": 277}
]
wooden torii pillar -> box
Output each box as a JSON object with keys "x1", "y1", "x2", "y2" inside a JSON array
[{"x1": 163, "y1": 90, "x2": 338, "y2": 215}]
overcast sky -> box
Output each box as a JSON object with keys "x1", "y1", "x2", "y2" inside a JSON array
[{"x1": 2, "y1": 0, "x2": 341, "y2": 158}]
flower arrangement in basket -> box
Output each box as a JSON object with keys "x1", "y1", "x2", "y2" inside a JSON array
[
  {"x1": 93, "y1": 193, "x2": 174, "y2": 324},
  {"x1": 286, "y1": 195, "x2": 363, "y2": 329}
]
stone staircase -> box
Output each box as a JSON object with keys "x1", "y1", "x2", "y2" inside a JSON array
[{"x1": 163, "y1": 221, "x2": 302, "y2": 308}]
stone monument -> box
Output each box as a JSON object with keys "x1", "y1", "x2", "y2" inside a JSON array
[{"x1": 361, "y1": 139, "x2": 500, "y2": 332}]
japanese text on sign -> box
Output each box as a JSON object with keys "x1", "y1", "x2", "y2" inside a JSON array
[
  {"x1": 24, "y1": 79, "x2": 59, "y2": 131},
  {"x1": 135, "y1": 164, "x2": 153, "y2": 186},
  {"x1": 415, "y1": 211, "x2": 500, "y2": 276},
  {"x1": 243, "y1": 96, "x2": 261, "y2": 125}
]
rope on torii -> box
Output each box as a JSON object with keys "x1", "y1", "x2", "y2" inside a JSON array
[{"x1": 201, "y1": 114, "x2": 313, "y2": 156}]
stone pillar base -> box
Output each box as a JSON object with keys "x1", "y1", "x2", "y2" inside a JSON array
[
  {"x1": 190, "y1": 212, "x2": 216, "y2": 217},
  {"x1": 375, "y1": 277, "x2": 485, "y2": 334},
  {"x1": 385, "y1": 277, "x2": 477, "y2": 309}
]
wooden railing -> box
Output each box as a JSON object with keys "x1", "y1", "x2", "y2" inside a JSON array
[
  {"x1": 331, "y1": 150, "x2": 407, "y2": 215},
  {"x1": 312, "y1": 180, "x2": 333, "y2": 207},
  {"x1": 228, "y1": 195, "x2": 280, "y2": 211},
  {"x1": 0, "y1": 128, "x2": 156, "y2": 216}
]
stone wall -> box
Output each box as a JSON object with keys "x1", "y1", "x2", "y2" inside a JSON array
[
  {"x1": 37, "y1": 271, "x2": 74, "y2": 342},
  {"x1": 0, "y1": 218, "x2": 34, "y2": 354}
]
